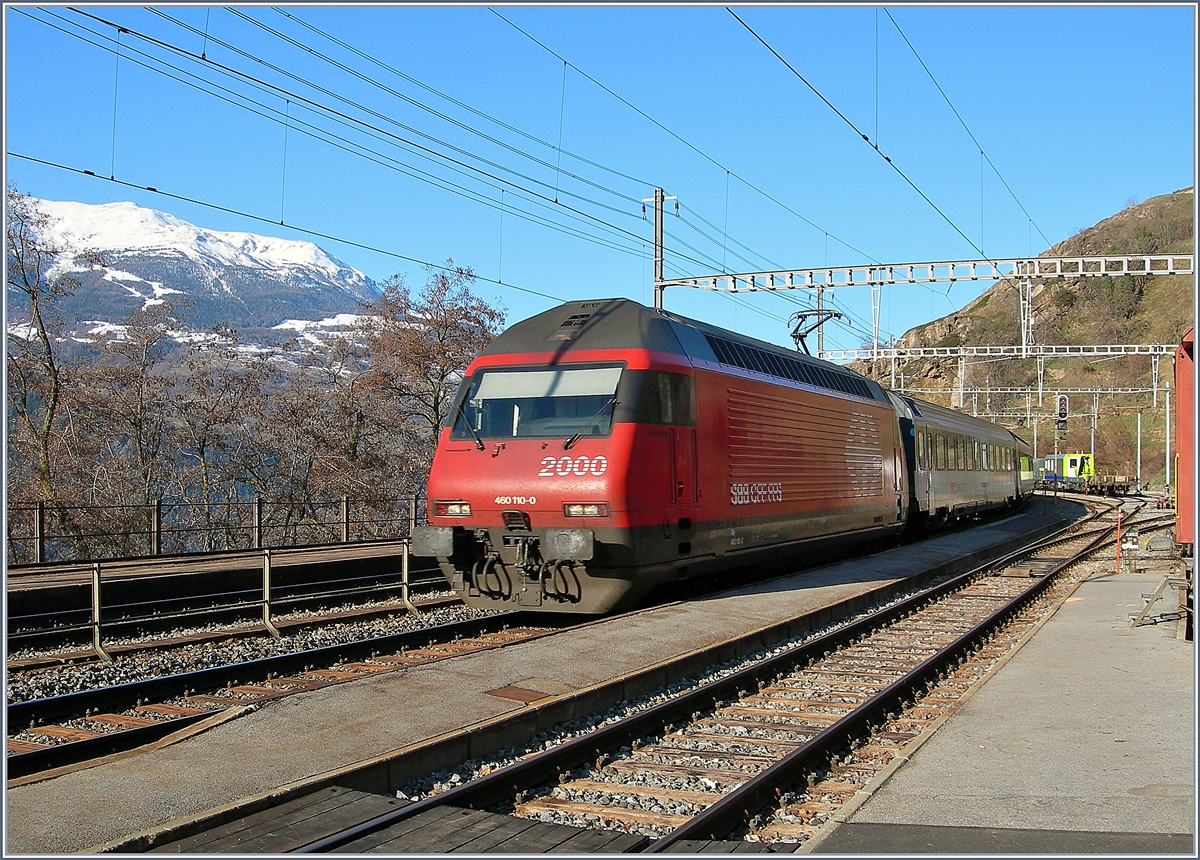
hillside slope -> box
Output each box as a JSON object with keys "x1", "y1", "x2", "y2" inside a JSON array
[{"x1": 853, "y1": 187, "x2": 1194, "y2": 486}]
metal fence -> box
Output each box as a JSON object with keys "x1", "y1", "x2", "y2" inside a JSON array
[{"x1": 6, "y1": 495, "x2": 427, "y2": 566}]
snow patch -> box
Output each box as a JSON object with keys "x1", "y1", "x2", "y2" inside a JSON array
[
  {"x1": 85, "y1": 321, "x2": 129, "y2": 338},
  {"x1": 273, "y1": 313, "x2": 365, "y2": 332}
]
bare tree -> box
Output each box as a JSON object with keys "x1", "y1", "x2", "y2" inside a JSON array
[
  {"x1": 6, "y1": 186, "x2": 104, "y2": 555},
  {"x1": 359, "y1": 261, "x2": 505, "y2": 488},
  {"x1": 168, "y1": 330, "x2": 269, "y2": 551}
]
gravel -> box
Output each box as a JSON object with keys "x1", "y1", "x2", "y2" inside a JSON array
[{"x1": 6, "y1": 598, "x2": 497, "y2": 704}]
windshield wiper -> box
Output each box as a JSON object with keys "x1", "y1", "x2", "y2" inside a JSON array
[
  {"x1": 454, "y1": 401, "x2": 486, "y2": 450},
  {"x1": 564, "y1": 398, "x2": 619, "y2": 450}
]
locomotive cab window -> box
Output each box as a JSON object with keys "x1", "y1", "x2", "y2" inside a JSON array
[
  {"x1": 450, "y1": 364, "x2": 623, "y2": 441},
  {"x1": 625, "y1": 370, "x2": 696, "y2": 426}
]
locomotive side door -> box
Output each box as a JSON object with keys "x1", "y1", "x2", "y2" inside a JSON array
[
  {"x1": 671, "y1": 427, "x2": 697, "y2": 507},
  {"x1": 667, "y1": 373, "x2": 699, "y2": 551}
]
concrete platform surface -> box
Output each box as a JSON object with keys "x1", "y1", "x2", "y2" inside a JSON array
[
  {"x1": 5, "y1": 508, "x2": 1064, "y2": 855},
  {"x1": 812, "y1": 565, "x2": 1196, "y2": 855}
]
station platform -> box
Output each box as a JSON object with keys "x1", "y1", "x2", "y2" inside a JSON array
[{"x1": 808, "y1": 563, "x2": 1196, "y2": 855}]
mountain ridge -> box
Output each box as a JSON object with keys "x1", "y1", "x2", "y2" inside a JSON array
[{"x1": 10, "y1": 198, "x2": 379, "y2": 339}]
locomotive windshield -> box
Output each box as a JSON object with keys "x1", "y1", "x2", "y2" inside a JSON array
[{"x1": 450, "y1": 365, "x2": 623, "y2": 441}]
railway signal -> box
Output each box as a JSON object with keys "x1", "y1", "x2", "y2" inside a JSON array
[{"x1": 1057, "y1": 394, "x2": 1070, "y2": 420}]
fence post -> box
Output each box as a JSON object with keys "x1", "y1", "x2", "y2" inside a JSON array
[
  {"x1": 400, "y1": 496, "x2": 419, "y2": 615},
  {"x1": 342, "y1": 496, "x2": 350, "y2": 543},
  {"x1": 35, "y1": 501, "x2": 45, "y2": 564},
  {"x1": 262, "y1": 549, "x2": 282, "y2": 638},
  {"x1": 253, "y1": 497, "x2": 264, "y2": 549},
  {"x1": 150, "y1": 499, "x2": 162, "y2": 556},
  {"x1": 92, "y1": 562, "x2": 114, "y2": 663}
]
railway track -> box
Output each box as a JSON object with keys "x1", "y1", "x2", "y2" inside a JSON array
[
  {"x1": 6, "y1": 613, "x2": 563, "y2": 779},
  {"x1": 8, "y1": 562, "x2": 448, "y2": 655},
  {"x1": 289, "y1": 499, "x2": 1138, "y2": 852},
  {"x1": 7, "y1": 575, "x2": 454, "y2": 670}
]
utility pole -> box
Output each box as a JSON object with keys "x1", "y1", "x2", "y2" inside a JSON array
[
  {"x1": 1090, "y1": 391, "x2": 1098, "y2": 460},
  {"x1": 1165, "y1": 378, "x2": 1171, "y2": 492},
  {"x1": 646, "y1": 187, "x2": 677, "y2": 311},
  {"x1": 1137, "y1": 412, "x2": 1142, "y2": 492},
  {"x1": 816, "y1": 284, "x2": 824, "y2": 357}
]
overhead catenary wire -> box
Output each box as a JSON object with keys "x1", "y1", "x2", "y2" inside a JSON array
[
  {"x1": 42, "y1": 11, "x2": 704, "y2": 270},
  {"x1": 69, "y1": 8, "x2": 648, "y2": 238},
  {"x1": 251, "y1": 7, "x2": 801, "y2": 287},
  {"x1": 882, "y1": 8, "x2": 1053, "y2": 250},
  {"x1": 726, "y1": 7, "x2": 995, "y2": 274},
  {"x1": 57, "y1": 6, "x2": 849, "y2": 310},
  {"x1": 487, "y1": 4, "x2": 958, "y2": 337},
  {"x1": 489, "y1": 7, "x2": 881, "y2": 266},
  {"x1": 34, "y1": 7, "x2": 934, "y2": 352},
  {"x1": 22, "y1": 9, "x2": 649, "y2": 262},
  {"x1": 226, "y1": 8, "x2": 649, "y2": 207},
  {"x1": 61, "y1": 6, "x2": 768, "y2": 281},
  {"x1": 272, "y1": 7, "x2": 657, "y2": 192}
]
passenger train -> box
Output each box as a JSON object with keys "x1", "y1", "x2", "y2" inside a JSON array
[{"x1": 413, "y1": 299, "x2": 1036, "y2": 614}]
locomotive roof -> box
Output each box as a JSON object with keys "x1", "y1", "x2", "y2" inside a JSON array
[
  {"x1": 480, "y1": 298, "x2": 889, "y2": 403},
  {"x1": 479, "y1": 298, "x2": 689, "y2": 357},
  {"x1": 480, "y1": 299, "x2": 1034, "y2": 448}
]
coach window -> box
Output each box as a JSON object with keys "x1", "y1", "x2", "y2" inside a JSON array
[
  {"x1": 917, "y1": 431, "x2": 927, "y2": 470},
  {"x1": 935, "y1": 435, "x2": 945, "y2": 470}
]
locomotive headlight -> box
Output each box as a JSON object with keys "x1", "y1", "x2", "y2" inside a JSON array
[
  {"x1": 563, "y1": 503, "x2": 609, "y2": 517},
  {"x1": 434, "y1": 501, "x2": 472, "y2": 517}
]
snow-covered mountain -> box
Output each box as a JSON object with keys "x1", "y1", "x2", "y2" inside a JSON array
[{"x1": 14, "y1": 198, "x2": 380, "y2": 339}]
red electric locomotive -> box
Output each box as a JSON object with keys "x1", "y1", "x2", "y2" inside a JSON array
[{"x1": 414, "y1": 298, "x2": 1030, "y2": 613}]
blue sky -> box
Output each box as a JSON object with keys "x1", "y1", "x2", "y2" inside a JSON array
[{"x1": 4, "y1": 4, "x2": 1195, "y2": 353}]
